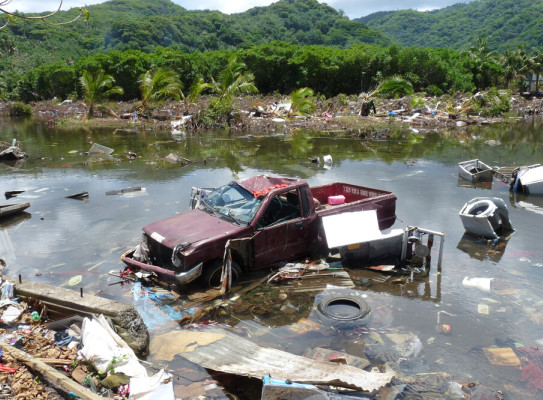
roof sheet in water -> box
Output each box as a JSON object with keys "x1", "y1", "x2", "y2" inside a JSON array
[{"x1": 151, "y1": 327, "x2": 395, "y2": 392}]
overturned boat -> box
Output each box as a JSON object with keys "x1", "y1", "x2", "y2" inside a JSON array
[
  {"x1": 458, "y1": 159, "x2": 494, "y2": 183},
  {"x1": 0, "y1": 202, "x2": 30, "y2": 220},
  {"x1": 459, "y1": 197, "x2": 514, "y2": 239},
  {"x1": 510, "y1": 164, "x2": 543, "y2": 195}
]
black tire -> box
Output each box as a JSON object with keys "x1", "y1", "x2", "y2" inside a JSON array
[
  {"x1": 201, "y1": 259, "x2": 242, "y2": 288},
  {"x1": 316, "y1": 290, "x2": 371, "y2": 322}
]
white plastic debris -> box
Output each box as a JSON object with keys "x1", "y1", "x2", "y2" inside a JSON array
[{"x1": 1, "y1": 305, "x2": 21, "y2": 323}]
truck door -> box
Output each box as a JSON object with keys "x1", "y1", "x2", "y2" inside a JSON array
[{"x1": 253, "y1": 188, "x2": 313, "y2": 266}]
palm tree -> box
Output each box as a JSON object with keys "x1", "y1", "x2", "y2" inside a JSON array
[
  {"x1": 138, "y1": 67, "x2": 184, "y2": 112},
  {"x1": 500, "y1": 45, "x2": 530, "y2": 90},
  {"x1": 522, "y1": 47, "x2": 543, "y2": 94},
  {"x1": 79, "y1": 69, "x2": 123, "y2": 119},
  {"x1": 466, "y1": 37, "x2": 501, "y2": 90},
  {"x1": 185, "y1": 75, "x2": 212, "y2": 108},
  {"x1": 213, "y1": 56, "x2": 258, "y2": 100},
  {"x1": 290, "y1": 87, "x2": 315, "y2": 116},
  {"x1": 0, "y1": 77, "x2": 6, "y2": 100}
]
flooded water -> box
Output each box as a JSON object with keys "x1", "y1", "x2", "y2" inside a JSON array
[{"x1": 2, "y1": 117, "x2": 543, "y2": 398}]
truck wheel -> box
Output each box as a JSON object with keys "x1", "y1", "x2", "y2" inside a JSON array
[{"x1": 202, "y1": 259, "x2": 242, "y2": 288}]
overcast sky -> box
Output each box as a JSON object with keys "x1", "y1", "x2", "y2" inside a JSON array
[{"x1": 3, "y1": 0, "x2": 476, "y2": 19}]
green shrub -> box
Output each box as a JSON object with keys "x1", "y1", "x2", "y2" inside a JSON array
[
  {"x1": 426, "y1": 85, "x2": 444, "y2": 96},
  {"x1": 9, "y1": 102, "x2": 33, "y2": 117},
  {"x1": 337, "y1": 93, "x2": 349, "y2": 106},
  {"x1": 373, "y1": 76, "x2": 414, "y2": 99},
  {"x1": 196, "y1": 97, "x2": 234, "y2": 128},
  {"x1": 410, "y1": 96, "x2": 425, "y2": 109}
]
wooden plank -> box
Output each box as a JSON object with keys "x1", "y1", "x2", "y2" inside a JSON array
[{"x1": 0, "y1": 342, "x2": 103, "y2": 400}]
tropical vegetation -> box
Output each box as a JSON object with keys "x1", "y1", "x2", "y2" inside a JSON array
[
  {"x1": 0, "y1": 0, "x2": 542, "y2": 121},
  {"x1": 138, "y1": 68, "x2": 183, "y2": 112},
  {"x1": 358, "y1": 0, "x2": 543, "y2": 52},
  {"x1": 79, "y1": 69, "x2": 124, "y2": 119}
]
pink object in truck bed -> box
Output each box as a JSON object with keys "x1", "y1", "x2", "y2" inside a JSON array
[{"x1": 328, "y1": 195, "x2": 345, "y2": 205}]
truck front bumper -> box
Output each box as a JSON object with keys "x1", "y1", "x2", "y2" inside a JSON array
[
  {"x1": 175, "y1": 262, "x2": 203, "y2": 284},
  {"x1": 121, "y1": 247, "x2": 203, "y2": 285}
]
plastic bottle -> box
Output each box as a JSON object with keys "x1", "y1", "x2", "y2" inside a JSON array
[{"x1": 30, "y1": 311, "x2": 40, "y2": 321}]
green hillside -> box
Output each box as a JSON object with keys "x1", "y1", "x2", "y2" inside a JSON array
[
  {"x1": 357, "y1": 0, "x2": 543, "y2": 51},
  {"x1": 0, "y1": 0, "x2": 390, "y2": 75}
]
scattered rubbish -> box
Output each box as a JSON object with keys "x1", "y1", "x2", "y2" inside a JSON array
[
  {"x1": 132, "y1": 282, "x2": 184, "y2": 330},
  {"x1": 435, "y1": 311, "x2": 454, "y2": 335},
  {"x1": 323, "y1": 154, "x2": 333, "y2": 165},
  {"x1": 482, "y1": 347, "x2": 520, "y2": 366},
  {"x1": 447, "y1": 382, "x2": 464, "y2": 398},
  {"x1": 65, "y1": 192, "x2": 89, "y2": 200},
  {"x1": 517, "y1": 347, "x2": 543, "y2": 392},
  {"x1": 0, "y1": 202, "x2": 30, "y2": 220},
  {"x1": 367, "y1": 265, "x2": 395, "y2": 271},
  {"x1": 66, "y1": 275, "x2": 82, "y2": 287},
  {"x1": 459, "y1": 197, "x2": 514, "y2": 239},
  {"x1": 1, "y1": 305, "x2": 21, "y2": 323},
  {"x1": 477, "y1": 304, "x2": 490, "y2": 315},
  {"x1": 164, "y1": 153, "x2": 191, "y2": 165},
  {"x1": 88, "y1": 143, "x2": 114, "y2": 155},
  {"x1": 0, "y1": 146, "x2": 28, "y2": 160},
  {"x1": 510, "y1": 164, "x2": 543, "y2": 195},
  {"x1": 458, "y1": 159, "x2": 494, "y2": 183},
  {"x1": 303, "y1": 347, "x2": 370, "y2": 370},
  {"x1": 261, "y1": 374, "x2": 367, "y2": 400},
  {"x1": 396, "y1": 335, "x2": 423, "y2": 359},
  {"x1": 106, "y1": 186, "x2": 142, "y2": 195},
  {"x1": 171, "y1": 115, "x2": 192, "y2": 131},
  {"x1": 462, "y1": 277, "x2": 493, "y2": 293},
  {"x1": 80, "y1": 315, "x2": 174, "y2": 398},
  {"x1": 4, "y1": 190, "x2": 24, "y2": 199}
]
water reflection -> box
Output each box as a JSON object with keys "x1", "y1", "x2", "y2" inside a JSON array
[
  {"x1": 2, "y1": 118, "x2": 543, "y2": 398},
  {"x1": 509, "y1": 191, "x2": 543, "y2": 216},
  {"x1": 457, "y1": 233, "x2": 511, "y2": 263},
  {"x1": 457, "y1": 176, "x2": 493, "y2": 190}
]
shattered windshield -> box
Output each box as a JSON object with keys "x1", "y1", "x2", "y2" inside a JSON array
[{"x1": 199, "y1": 182, "x2": 263, "y2": 226}]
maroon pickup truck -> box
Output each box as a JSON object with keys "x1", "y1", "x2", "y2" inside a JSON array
[{"x1": 121, "y1": 175, "x2": 396, "y2": 287}]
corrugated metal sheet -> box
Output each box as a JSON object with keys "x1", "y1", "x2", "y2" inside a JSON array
[{"x1": 152, "y1": 327, "x2": 394, "y2": 392}]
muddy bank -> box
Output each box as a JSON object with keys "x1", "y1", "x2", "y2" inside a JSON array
[{"x1": 1, "y1": 93, "x2": 541, "y2": 134}]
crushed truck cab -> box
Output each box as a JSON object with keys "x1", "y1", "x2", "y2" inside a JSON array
[{"x1": 121, "y1": 175, "x2": 396, "y2": 286}]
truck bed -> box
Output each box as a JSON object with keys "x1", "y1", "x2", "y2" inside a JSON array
[{"x1": 311, "y1": 182, "x2": 397, "y2": 230}]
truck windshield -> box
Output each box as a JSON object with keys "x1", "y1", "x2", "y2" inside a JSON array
[{"x1": 199, "y1": 182, "x2": 263, "y2": 225}]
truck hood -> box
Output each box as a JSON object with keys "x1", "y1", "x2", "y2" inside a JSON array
[{"x1": 142, "y1": 209, "x2": 244, "y2": 249}]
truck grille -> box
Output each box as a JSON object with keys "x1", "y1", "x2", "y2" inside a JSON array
[{"x1": 144, "y1": 233, "x2": 178, "y2": 271}]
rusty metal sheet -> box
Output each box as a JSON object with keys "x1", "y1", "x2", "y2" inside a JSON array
[{"x1": 152, "y1": 327, "x2": 394, "y2": 392}]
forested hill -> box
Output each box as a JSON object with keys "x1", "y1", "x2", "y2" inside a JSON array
[
  {"x1": 0, "y1": 0, "x2": 390, "y2": 73},
  {"x1": 356, "y1": 0, "x2": 543, "y2": 51}
]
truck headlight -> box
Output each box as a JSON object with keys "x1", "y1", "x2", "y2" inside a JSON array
[{"x1": 171, "y1": 242, "x2": 190, "y2": 268}]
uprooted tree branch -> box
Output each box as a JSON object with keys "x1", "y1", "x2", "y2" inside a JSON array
[{"x1": 0, "y1": 0, "x2": 88, "y2": 30}]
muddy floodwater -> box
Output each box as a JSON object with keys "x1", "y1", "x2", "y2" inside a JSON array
[{"x1": 2, "y1": 118, "x2": 543, "y2": 398}]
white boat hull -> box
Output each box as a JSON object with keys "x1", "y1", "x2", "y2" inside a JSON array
[
  {"x1": 458, "y1": 159, "x2": 493, "y2": 183},
  {"x1": 512, "y1": 165, "x2": 543, "y2": 195}
]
